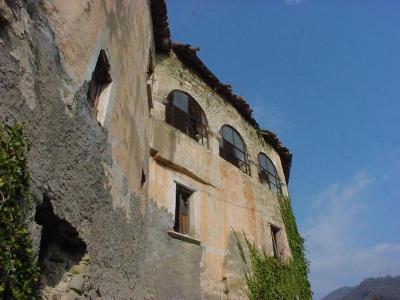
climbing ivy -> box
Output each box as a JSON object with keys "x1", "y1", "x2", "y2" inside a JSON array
[
  {"x1": 236, "y1": 194, "x2": 312, "y2": 300},
  {"x1": 0, "y1": 124, "x2": 40, "y2": 299}
]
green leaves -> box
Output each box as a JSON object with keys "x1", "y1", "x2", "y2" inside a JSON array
[
  {"x1": 278, "y1": 195, "x2": 312, "y2": 300},
  {"x1": 236, "y1": 194, "x2": 312, "y2": 300},
  {"x1": 0, "y1": 124, "x2": 40, "y2": 300}
]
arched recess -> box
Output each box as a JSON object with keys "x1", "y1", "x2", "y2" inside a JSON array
[
  {"x1": 219, "y1": 125, "x2": 251, "y2": 175},
  {"x1": 165, "y1": 90, "x2": 208, "y2": 145}
]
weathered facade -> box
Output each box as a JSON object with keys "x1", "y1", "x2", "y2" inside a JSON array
[
  {"x1": 1, "y1": 0, "x2": 155, "y2": 298},
  {"x1": 0, "y1": 0, "x2": 296, "y2": 299},
  {"x1": 144, "y1": 47, "x2": 293, "y2": 299}
]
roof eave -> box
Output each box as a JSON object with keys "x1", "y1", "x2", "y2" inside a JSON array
[{"x1": 150, "y1": 0, "x2": 171, "y2": 53}]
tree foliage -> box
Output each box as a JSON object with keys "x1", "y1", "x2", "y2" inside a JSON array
[
  {"x1": 236, "y1": 194, "x2": 312, "y2": 300},
  {"x1": 0, "y1": 124, "x2": 40, "y2": 299}
]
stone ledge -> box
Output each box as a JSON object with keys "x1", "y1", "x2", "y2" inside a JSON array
[
  {"x1": 152, "y1": 150, "x2": 215, "y2": 187},
  {"x1": 167, "y1": 230, "x2": 201, "y2": 245}
]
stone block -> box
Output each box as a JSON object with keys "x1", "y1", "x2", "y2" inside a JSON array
[
  {"x1": 70, "y1": 263, "x2": 85, "y2": 274},
  {"x1": 62, "y1": 271, "x2": 72, "y2": 282},
  {"x1": 60, "y1": 291, "x2": 78, "y2": 300},
  {"x1": 69, "y1": 274, "x2": 85, "y2": 294}
]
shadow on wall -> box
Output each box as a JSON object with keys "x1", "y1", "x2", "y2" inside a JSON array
[{"x1": 140, "y1": 199, "x2": 203, "y2": 300}]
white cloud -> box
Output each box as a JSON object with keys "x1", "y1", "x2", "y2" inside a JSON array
[
  {"x1": 374, "y1": 243, "x2": 400, "y2": 253},
  {"x1": 303, "y1": 172, "x2": 400, "y2": 299}
]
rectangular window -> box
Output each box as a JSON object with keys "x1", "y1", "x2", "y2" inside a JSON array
[
  {"x1": 271, "y1": 225, "x2": 282, "y2": 259},
  {"x1": 174, "y1": 185, "x2": 192, "y2": 235},
  {"x1": 146, "y1": 51, "x2": 155, "y2": 114}
]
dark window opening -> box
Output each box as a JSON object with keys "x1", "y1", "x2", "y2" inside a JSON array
[
  {"x1": 174, "y1": 185, "x2": 192, "y2": 235},
  {"x1": 146, "y1": 51, "x2": 154, "y2": 80},
  {"x1": 219, "y1": 125, "x2": 251, "y2": 175},
  {"x1": 88, "y1": 49, "x2": 112, "y2": 112},
  {"x1": 146, "y1": 52, "x2": 155, "y2": 112},
  {"x1": 258, "y1": 153, "x2": 281, "y2": 193},
  {"x1": 141, "y1": 168, "x2": 146, "y2": 188},
  {"x1": 165, "y1": 90, "x2": 208, "y2": 145},
  {"x1": 147, "y1": 83, "x2": 154, "y2": 112},
  {"x1": 271, "y1": 225, "x2": 282, "y2": 259}
]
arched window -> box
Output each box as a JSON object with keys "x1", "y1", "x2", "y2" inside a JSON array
[
  {"x1": 258, "y1": 153, "x2": 281, "y2": 193},
  {"x1": 219, "y1": 125, "x2": 251, "y2": 175},
  {"x1": 165, "y1": 90, "x2": 208, "y2": 145}
]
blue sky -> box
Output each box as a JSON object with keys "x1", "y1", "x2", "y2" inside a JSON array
[{"x1": 166, "y1": 1, "x2": 400, "y2": 298}]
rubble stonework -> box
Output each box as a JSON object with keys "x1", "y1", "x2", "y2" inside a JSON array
[{"x1": 0, "y1": 0, "x2": 299, "y2": 299}]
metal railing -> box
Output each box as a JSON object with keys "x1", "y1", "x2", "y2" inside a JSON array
[
  {"x1": 259, "y1": 168, "x2": 281, "y2": 193},
  {"x1": 167, "y1": 105, "x2": 208, "y2": 146},
  {"x1": 219, "y1": 139, "x2": 251, "y2": 175}
]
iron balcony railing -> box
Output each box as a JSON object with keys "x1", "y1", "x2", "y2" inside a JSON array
[
  {"x1": 259, "y1": 168, "x2": 281, "y2": 193},
  {"x1": 219, "y1": 139, "x2": 251, "y2": 175},
  {"x1": 167, "y1": 105, "x2": 208, "y2": 146}
]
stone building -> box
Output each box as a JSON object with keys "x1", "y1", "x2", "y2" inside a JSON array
[
  {"x1": 143, "y1": 42, "x2": 294, "y2": 299},
  {"x1": 1, "y1": 0, "x2": 295, "y2": 299}
]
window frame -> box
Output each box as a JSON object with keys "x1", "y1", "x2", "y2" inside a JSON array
[
  {"x1": 168, "y1": 182, "x2": 201, "y2": 245},
  {"x1": 165, "y1": 90, "x2": 208, "y2": 146},
  {"x1": 258, "y1": 153, "x2": 281, "y2": 193},
  {"x1": 219, "y1": 125, "x2": 251, "y2": 175},
  {"x1": 270, "y1": 225, "x2": 283, "y2": 259},
  {"x1": 173, "y1": 184, "x2": 193, "y2": 235}
]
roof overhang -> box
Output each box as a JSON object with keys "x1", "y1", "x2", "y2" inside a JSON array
[{"x1": 150, "y1": 0, "x2": 171, "y2": 52}]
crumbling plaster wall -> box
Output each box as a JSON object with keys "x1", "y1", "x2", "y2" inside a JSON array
[
  {"x1": 1, "y1": 0, "x2": 154, "y2": 298},
  {"x1": 42, "y1": 0, "x2": 154, "y2": 212},
  {"x1": 146, "y1": 52, "x2": 292, "y2": 298}
]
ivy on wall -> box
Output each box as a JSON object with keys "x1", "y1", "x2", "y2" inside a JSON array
[
  {"x1": 0, "y1": 124, "x2": 40, "y2": 299},
  {"x1": 236, "y1": 194, "x2": 312, "y2": 300}
]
